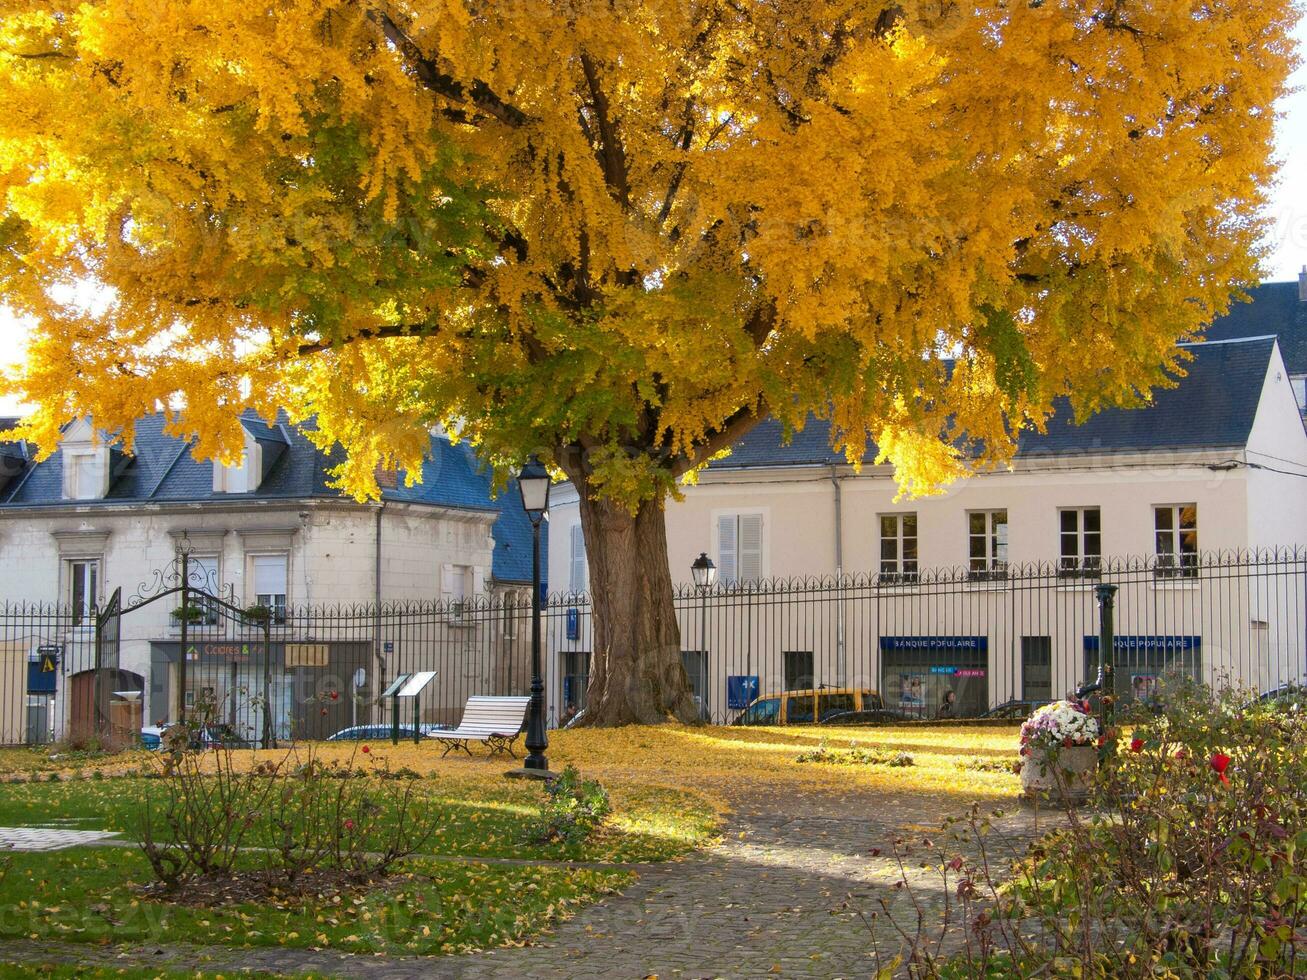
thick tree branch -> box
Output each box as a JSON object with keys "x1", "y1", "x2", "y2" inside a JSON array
[
  {"x1": 367, "y1": 8, "x2": 530, "y2": 127},
  {"x1": 672, "y1": 394, "x2": 769, "y2": 476},
  {"x1": 578, "y1": 53, "x2": 630, "y2": 209}
]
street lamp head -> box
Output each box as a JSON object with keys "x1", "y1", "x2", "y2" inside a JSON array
[
  {"x1": 176, "y1": 531, "x2": 194, "y2": 557},
  {"x1": 517, "y1": 454, "x2": 551, "y2": 523},
  {"x1": 691, "y1": 552, "x2": 717, "y2": 589}
]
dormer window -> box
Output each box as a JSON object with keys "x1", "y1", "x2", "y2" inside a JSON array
[
  {"x1": 59, "y1": 418, "x2": 112, "y2": 501},
  {"x1": 212, "y1": 418, "x2": 288, "y2": 494},
  {"x1": 212, "y1": 441, "x2": 262, "y2": 494}
]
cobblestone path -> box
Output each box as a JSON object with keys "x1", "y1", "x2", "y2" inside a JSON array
[{"x1": 0, "y1": 786, "x2": 1051, "y2": 979}]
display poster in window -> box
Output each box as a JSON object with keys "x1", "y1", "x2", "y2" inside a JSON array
[{"x1": 899, "y1": 673, "x2": 927, "y2": 707}]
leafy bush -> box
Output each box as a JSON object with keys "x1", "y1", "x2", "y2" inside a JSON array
[
  {"x1": 870, "y1": 679, "x2": 1307, "y2": 978},
  {"x1": 532, "y1": 766, "x2": 611, "y2": 845},
  {"x1": 797, "y1": 738, "x2": 914, "y2": 767}
]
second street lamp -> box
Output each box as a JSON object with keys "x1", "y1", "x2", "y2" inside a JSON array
[
  {"x1": 691, "y1": 553, "x2": 716, "y2": 720},
  {"x1": 518, "y1": 455, "x2": 551, "y2": 773}
]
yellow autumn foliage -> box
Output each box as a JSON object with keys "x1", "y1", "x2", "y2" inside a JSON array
[{"x1": 0, "y1": 0, "x2": 1295, "y2": 504}]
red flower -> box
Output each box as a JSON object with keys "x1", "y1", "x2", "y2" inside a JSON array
[
  {"x1": 1210, "y1": 752, "x2": 1231, "y2": 785},
  {"x1": 329, "y1": 691, "x2": 339, "y2": 701},
  {"x1": 1174, "y1": 749, "x2": 1187, "y2": 761},
  {"x1": 361, "y1": 745, "x2": 370, "y2": 754},
  {"x1": 1129, "y1": 738, "x2": 1144, "y2": 753},
  {"x1": 320, "y1": 707, "x2": 328, "y2": 716},
  {"x1": 343, "y1": 818, "x2": 354, "y2": 831}
]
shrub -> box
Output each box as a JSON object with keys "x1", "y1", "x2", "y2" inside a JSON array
[
  {"x1": 139, "y1": 701, "x2": 441, "y2": 897},
  {"x1": 870, "y1": 680, "x2": 1307, "y2": 978},
  {"x1": 797, "y1": 738, "x2": 914, "y2": 767},
  {"x1": 532, "y1": 766, "x2": 611, "y2": 845}
]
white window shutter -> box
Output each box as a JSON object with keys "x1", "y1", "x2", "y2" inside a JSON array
[
  {"x1": 718, "y1": 515, "x2": 738, "y2": 584},
  {"x1": 440, "y1": 563, "x2": 455, "y2": 602},
  {"x1": 570, "y1": 524, "x2": 587, "y2": 592},
  {"x1": 472, "y1": 566, "x2": 484, "y2": 598},
  {"x1": 253, "y1": 555, "x2": 287, "y2": 596},
  {"x1": 739, "y1": 513, "x2": 764, "y2": 582}
]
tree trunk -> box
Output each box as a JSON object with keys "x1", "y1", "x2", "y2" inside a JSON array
[{"x1": 572, "y1": 488, "x2": 699, "y2": 726}]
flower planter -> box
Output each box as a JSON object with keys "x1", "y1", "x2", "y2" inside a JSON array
[{"x1": 1021, "y1": 744, "x2": 1098, "y2": 804}]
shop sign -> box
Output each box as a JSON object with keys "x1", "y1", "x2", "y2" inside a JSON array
[
  {"x1": 880, "y1": 636, "x2": 989, "y2": 652},
  {"x1": 1083, "y1": 635, "x2": 1201, "y2": 652}
]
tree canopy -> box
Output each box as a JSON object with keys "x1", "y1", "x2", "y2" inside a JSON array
[{"x1": 0, "y1": 0, "x2": 1297, "y2": 499}]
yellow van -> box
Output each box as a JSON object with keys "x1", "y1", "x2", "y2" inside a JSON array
[{"x1": 736, "y1": 688, "x2": 883, "y2": 726}]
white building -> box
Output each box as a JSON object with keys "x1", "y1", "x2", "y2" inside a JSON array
[
  {"x1": 0, "y1": 413, "x2": 539, "y2": 744},
  {"x1": 549, "y1": 324, "x2": 1307, "y2": 720}
]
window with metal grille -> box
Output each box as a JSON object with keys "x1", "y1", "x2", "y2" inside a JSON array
[
  {"x1": 879, "y1": 513, "x2": 919, "y2": 583},
  {"x1": 1154, "y1": 504, "x2": 1198, "y2": 578},
  {"x1": 1059, "y1": 508, "x2": 1102, "y2": 577},
  {"x1": 967, "y1": 510, "x2": 1008, "y2": 579}
]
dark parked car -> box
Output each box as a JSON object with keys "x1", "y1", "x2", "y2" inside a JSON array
[
  {"x1": 326, "y1": 723, "x2": 450, "y2": 741},
  {"x1": 980, "y1": 699, "x2": 1049, "y2": 720},
  {"x1": 140, "y1": 722, "x2": 255, "y2": 750},
  {"x1": 820, "y1": 707, "x2": 918, "y2": 726}
]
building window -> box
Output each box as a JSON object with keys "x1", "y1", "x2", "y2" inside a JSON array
[
  {"x1": 1154, "y1": 504, "x2": 1198, "y2": 578},
  {"x1": 569, "y1": 524, "x2": 588, "y2": 593},
  {"x1": 879, "y1": 513, "x2": 919, "y2": 583},
  {"x1": 783, "y1": 650, "x2": 814, "y2": 691},
  {"x1": 1292, "y1": 375, "x2": 1307, "y2": 414},
  {"x1": 184, "y1": 556, "x2": 221, "y2": 625},
  {"x1": 967, "y1": 510, "x2": 1008, "y2": 580},
  {"x1": 68, "y1": 559, "x2": 99, "y2": 627},
  {"x1": 1021, "y1": 636, "x2": 1052, "y2": 702},
  {"x1": 1059, "y1": 508, "x2": 1101, "y2": 577},
  {"x1": 65, "y1": 452, "x2": 104, "y2": 500},
  {"x1": 561, "y1": 650, "x2": 590, "y2": 716},
  {"x1": 717, "y1": 513, "x2": 764, "y2": 584},
  {"x1": 252, "y1": 553, "x2": 288, "y2": 623},
  {"x1": 442, "y1": 563, "x2": 479, "y2": 623}
]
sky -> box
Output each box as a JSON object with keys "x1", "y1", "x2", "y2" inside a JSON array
[{"x1": 2, "y1": 26, "x2": 1306, "y2": 417}]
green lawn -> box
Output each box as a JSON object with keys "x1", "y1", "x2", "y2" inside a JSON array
[
  {"x1": 0, "y1": 776, "x2": 715, "y2": 864},
  {"x1": 0, "y1": 761, "x2": 715, "y2": 958},
  {"x1": 0, "y1": 847, "x2": 630, "y2": 955}
]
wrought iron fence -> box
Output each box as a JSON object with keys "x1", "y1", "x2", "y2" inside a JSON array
[
  {"x1": 549, "y1": 548, "x2": 1307, "y2": 725},
  {"x1": 0, "y1": 548, "x2": 1303, "y2": 746}
]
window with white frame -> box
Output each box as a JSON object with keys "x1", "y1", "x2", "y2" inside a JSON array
[
  {"x1": 718, "y1": 513, "x2": 764, "y2": 584},
  {"x1": 185, "y1": 555, "x2": 221, "y2": 625},
  {"x1": 879, "y1": 513, "x2": 918, "y2": 582},
  {"x1": 68, "y1": 559, "x2": 99, "y2": 627},
  {"x1": 569, "y1": 523, "x2": 588, "y2": 593},
  {"x1": 441, "y1": 563, "x2": 481, "y2": 623},
  {"x1": 64, "y1": 452, "x2": 106, "y2": 500},
  {"x1": 967, "y1": 510, "x2": 1008, "y2": 579},
  {"x1": 1154, "y1": 504, "x2": 1198, "y2": 578},
  {"x1": 252, "y1": 554, "x2": 288, "y2": 623},
  {"x1": 1058, "y1": 508, "x2": 1102, "y2": 577}
]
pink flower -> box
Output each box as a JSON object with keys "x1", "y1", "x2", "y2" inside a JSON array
[{"x1": 343, "y1": 818, "x2": 354, "y2": 831}]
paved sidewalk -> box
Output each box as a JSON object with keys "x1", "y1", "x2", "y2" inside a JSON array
[
  {"x1": 0, "y1": 786, "x2": 1048, "y2": 979},
  {"x1": 0, "y1": 826, "x2": 120, "y2": 852}
]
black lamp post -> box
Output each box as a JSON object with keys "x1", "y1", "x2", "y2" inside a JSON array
[
  {"x1": 518, "y1": 455, "x2": 551, "y2": 772},
  {"x1": 691, "y1": 553, "x2": 716, "y2": 720}
]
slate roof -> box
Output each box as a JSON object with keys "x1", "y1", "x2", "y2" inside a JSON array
[
  {"x1": 1201, "y1": 280, "x2": 1307, "y2": 375},
  {"x1": 0, "y1": 413, "x2": 539, "y2": 584},
  {"x1": 711, "y1": 336, "x2": 1277, "y2": 470}
]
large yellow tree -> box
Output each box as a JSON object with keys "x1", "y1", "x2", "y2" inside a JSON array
[{"x1": 0, "y1": 0, "x2": 1296, "y2": 724}]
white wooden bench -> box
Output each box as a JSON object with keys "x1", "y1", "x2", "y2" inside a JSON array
[{"x1": 431, "y1": 695, "x2": 532, "y2": 757}]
